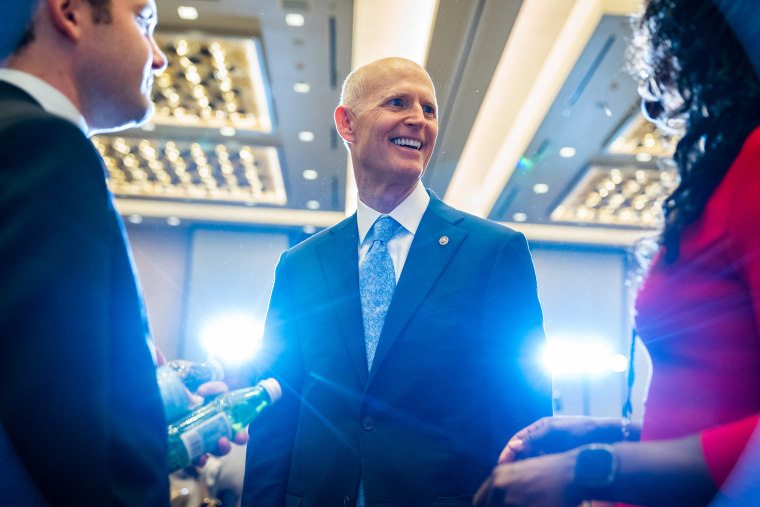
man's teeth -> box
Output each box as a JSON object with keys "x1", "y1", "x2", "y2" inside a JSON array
[{"x1": 392, "y1": 138, "x2": 422, "y2": 150}]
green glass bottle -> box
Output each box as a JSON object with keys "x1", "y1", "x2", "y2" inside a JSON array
[{"x1": 167, "y1": 378, "x2": 281, "y2": 472}]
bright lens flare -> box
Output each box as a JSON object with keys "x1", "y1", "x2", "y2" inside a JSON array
[
  {"x1": 542, "y1": 339, "x2": 625, "y2": 377},
  {"x1": 200, "y1": 314, "x2": 264, "y2": 365}
]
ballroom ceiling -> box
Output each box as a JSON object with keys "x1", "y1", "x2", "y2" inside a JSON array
[{"x1": 108, "y1": 0, "x2": 673, "y2": 246}]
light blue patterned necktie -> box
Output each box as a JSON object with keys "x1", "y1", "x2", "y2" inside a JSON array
[
  {"x1": 359, "y1": 215, "x2": 400, "y2": 371},
  {"x1": 357, "y1": 216, "x2": 400, "y2": 507}
]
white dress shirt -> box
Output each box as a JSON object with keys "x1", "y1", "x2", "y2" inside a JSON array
[
  {"x1": 0, "y1": 68, "x2": 89, "y2": 134},
  {"x1": 357, "y1": 181, "x2": 430, "y2": 282}
]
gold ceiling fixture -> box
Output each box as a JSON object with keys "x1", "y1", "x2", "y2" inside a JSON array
[
  {"x1": 94, "y1": 32, "x2": 287, "y2": 211},
  {"x1": 607, "y1": 113, "x2": 679, "y2": 158},
  {"x1": 551, "y1": 165, "x2": 678, "y2": 228},
  {"x1": 151, "y1": 33, "x2": 273, "y2": 132},
  {"x1": 550, "y1": 111, "x2": 681, "y2": 228},
  {"x1": 94, "y1": 136, "x2": 286, "y2": 206}
]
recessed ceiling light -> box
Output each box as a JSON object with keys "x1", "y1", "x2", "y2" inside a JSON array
[
  {"x1": 512, "y1": 212, "x2": 528, "y2": 222},
  {"x1": 219, "y1": 127, "x2": 236, "y2": 137},
  {"x1": 302, "y1": 169, "x2": 319, "y2": 180},
  {"x1": 636, "y1": 153, "x2": 653, "y2": 162},
  {"x1": 177, "y1": 6, "x2": 199, "y2": 20},
  {"x1": 285, "y1": 13, "x2": 305, "y2": 27},
  {"x1": 298, "y1": 131, "x2": 315, "y2": 142},
  {"x1": 533, "y1": 183, "x2": 550, "y2": 194},
  {"x1": 127, "y1": 214, "x2": 143, "y2": 224},
  {"x1": 167, "y1": 216, "x2": 182, "y2": 226},
  {"x1": 141, "y1": 122, "x2": 156, "y2": 131},
  {"x1": 306, "y1": 200, "x2": 320, "y2": 210},
  {"x1": 303, "y1": 225, "x2": 317, "y2": 234},
  {"x1": 293, "y1": 82, "x2": 311, "y2": 93},
  {"x1": 559, "y1": 147, "x2": 576, "y2": 158}
]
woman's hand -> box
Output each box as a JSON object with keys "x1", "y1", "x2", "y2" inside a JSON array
[{"x1": 499, "y1": 416, "x2": 631, "y2": 464}]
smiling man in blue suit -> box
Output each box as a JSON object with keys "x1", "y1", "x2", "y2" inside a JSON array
[{"x1": 242, "y1": 57, "x2": 551, "y2": 507}]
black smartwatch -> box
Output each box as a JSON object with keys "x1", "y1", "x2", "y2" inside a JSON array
[{"x1": 574, "y1": 443, "x2": 617, "y2": 496}]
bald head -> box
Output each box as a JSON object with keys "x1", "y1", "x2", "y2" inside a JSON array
[{"x1": 340, "y1": 57, "x2": 437, "y2": 115}]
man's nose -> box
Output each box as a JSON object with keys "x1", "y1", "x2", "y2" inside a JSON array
[
  {"x1": 405, "y1": 103, "x2": 425, "y2": 126},
  {"x1": 151, "y1": 39, "x2": 168, "y2": 73}
]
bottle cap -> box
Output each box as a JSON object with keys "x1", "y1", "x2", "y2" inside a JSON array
[{"x1": 258, "y1": 378, "x2": 282, "y2": 403}]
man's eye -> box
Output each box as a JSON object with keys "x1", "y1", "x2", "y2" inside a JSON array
[
  {"x1": 389, "y1": 98, "x2": 403, "y2": 107},
  {"x1": 423, "y1": 105, "x2": 436, "y2": 115}
]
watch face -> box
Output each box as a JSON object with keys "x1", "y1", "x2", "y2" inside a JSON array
[{"x1": 575, "y1": 444, "x2": 616, "y2": 488}]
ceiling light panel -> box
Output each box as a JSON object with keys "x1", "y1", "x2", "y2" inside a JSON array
[
  {"x1": 151, "y1": 34, "x2": 273, "y2": 133},
  {"x1": 93, "y1": 136, "x2": 286, "y2": 206},
  {"x1": 607, "y1": 113, "x2": 679, "y2": 157},
  {"x1": 177, "y1": 6, "x2": 199, "y2": 20},
  {"x1": 551, "y1": 166, "x2": 678, "y2": 228},
  {"x1": 285, "y1": 13, "x2": 305, "y2": 26}
]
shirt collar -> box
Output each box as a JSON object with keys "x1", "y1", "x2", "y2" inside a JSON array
[
  {"x1": 357, "y1": 181, "x2": 430, "y2": 244},
  {"x1": 0, "y1": 69, "x2": 90, "y2": 135}
]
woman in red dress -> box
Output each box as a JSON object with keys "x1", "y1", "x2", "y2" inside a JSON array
[{"x1": 473, "y1": 0, "x2": 760, "y2": 505}]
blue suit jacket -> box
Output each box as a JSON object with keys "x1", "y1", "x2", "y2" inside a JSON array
[
  {"x1": 0, "y1": 81, "x2": 169, "y2": 506},
  {"x1": 243, "y1": 194, "x2": 550, "y2": 507}
]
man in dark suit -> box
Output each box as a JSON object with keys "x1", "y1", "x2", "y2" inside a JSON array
[
  {"x1": 0, "y1": 0, "x2": 170, "y2": 504},
  {"x1": 242, "y1": 57, "x2": 551, "y2": 507}
]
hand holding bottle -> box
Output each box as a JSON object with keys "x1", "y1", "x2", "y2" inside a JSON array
[
  {"x1": 167, "y1": 378, "x2": 281, "y2": 472},
  {"x1": 192, "y1": 381, "x2": 249, "y2": 466},
  {"x1": 155, "y1": 355, "x2": 249, "y2": 469}
]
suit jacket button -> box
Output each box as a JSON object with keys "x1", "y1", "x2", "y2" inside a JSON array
[{"x1": 361, "y1": 416, "x2": 375, "y2": 430}]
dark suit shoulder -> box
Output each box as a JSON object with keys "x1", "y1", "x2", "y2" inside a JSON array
[
  {"x1": 0, "y1": 105, "x2": 83, "y2": 139},
  {"x1": 0, "y1": 83, "x2": 58, "y2": 124},
  {"x1": 428, "y1": 194, "x2": 523, "y2": 239},
  {"x1": 0, "y1": 100, "x2": 113, "y2": 235},
  {"x1": 285, "y1": 213, "x2": 357, "y2": 257}
]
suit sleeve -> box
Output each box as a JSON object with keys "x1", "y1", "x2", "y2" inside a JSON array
[
  {"x1": 242, "y1": 252, "x2": 305, "y2": 506},
  {"x1": 0, "y1": 115, "x2": 167, "y2": 505},
  {"x1": 484, "y1": 231, "x2": 552, "y2": 457}
]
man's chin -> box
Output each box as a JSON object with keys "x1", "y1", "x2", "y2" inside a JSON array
[{"x1": 88, "y1": 104, "x2": 154, "y2": 136}]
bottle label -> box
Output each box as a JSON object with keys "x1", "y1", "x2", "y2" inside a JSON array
[{"x1": 179, "y1": 413, "x2": 232, "y2": 461}]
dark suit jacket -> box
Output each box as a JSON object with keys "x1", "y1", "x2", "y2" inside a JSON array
[
  {"x1": 242, "y1": 195, "x2": 551, "y2": 507},
  {"x1": 0, "y1": 81, "x2": 169, "y2": 506}
]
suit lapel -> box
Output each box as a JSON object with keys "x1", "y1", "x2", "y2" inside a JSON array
[
  {"x1": 316, "y1": 215, "x2": 368, "y2": 385},
  {"x1": 368, "y1": 197, "x2": 468, "y2": 384}
]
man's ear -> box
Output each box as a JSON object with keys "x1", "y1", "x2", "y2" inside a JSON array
[
  {"x1": 334, "y1": 105, "x2": 355, "y2": 144},
  {"x1": 47, "y1": 0, "x2": 84, "y2": 42}
]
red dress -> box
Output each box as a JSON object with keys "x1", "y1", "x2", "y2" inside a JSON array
[{"x1": 634, "y1": 125, "x2": 760, "y2": 484}]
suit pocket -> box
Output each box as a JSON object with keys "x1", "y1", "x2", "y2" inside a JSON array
[
  {"x1": 432, "y1": 494, "x2": 474, "y2": 506},
  {"x1": 285, "y1": 491, "x2": 303, "y2": 507}
]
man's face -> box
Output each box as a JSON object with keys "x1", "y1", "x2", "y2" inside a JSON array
[
  {"x1": 347, "y1": 60, "x2": 438, "y2": 194},
  {"x1": 78, "y1": 0, "x2": 166, "y2": 133}
]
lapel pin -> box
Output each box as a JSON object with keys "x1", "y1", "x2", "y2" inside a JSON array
[{"x1": 439, "y1": 236, "x2": 449, "y2": 246}]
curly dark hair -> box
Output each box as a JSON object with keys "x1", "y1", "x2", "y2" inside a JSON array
[{"x1": 631, "y1": 0, "x2": 760, "y2": 263}]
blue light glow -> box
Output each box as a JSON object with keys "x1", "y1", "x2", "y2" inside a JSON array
[{"x1": 200, "y1": 313, "x2": 264, "y2": 366}]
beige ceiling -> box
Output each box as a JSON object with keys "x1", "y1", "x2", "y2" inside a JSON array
[{"x1": 113, "y1": 0, "x2": 655, "y2": 247}]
